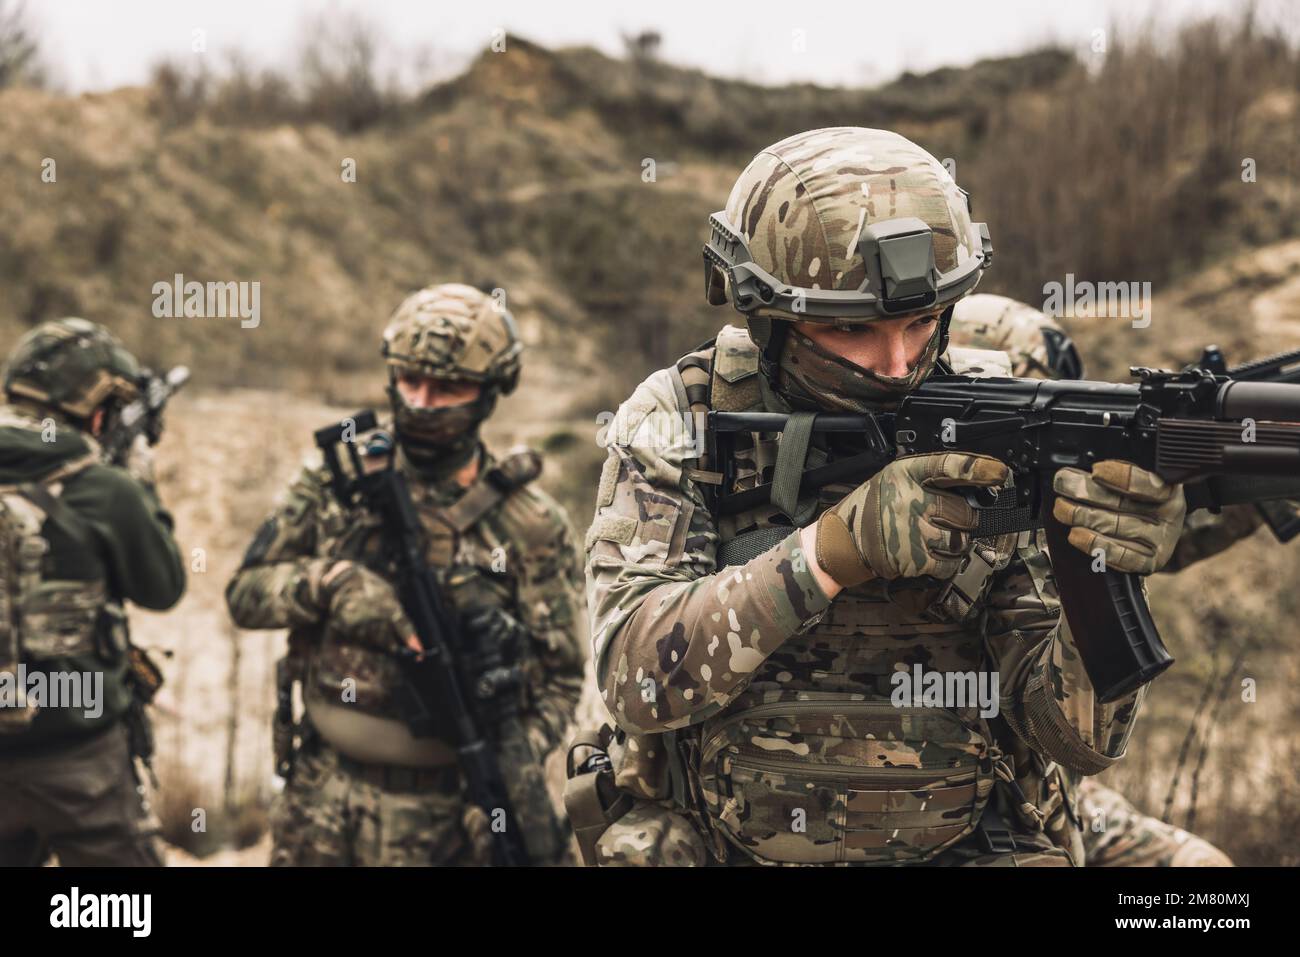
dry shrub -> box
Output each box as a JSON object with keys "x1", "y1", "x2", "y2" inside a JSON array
[{"x1": 967, "y1": 9, "x2": 1300, "y2": 304}]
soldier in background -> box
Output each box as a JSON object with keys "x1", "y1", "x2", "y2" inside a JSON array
[
  {"x1": 227, "y1": 284, "x2": 585, "y2": 866},
  {"x1": 0, "y1": 318, "x2": 186, "y2": 866},
  {"x1": 949, "y1": 293, "x2": 1242, "y2": 867}
]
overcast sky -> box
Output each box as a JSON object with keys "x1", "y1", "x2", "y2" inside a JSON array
[{"x1": 25, "y1": 0, "x2": 1296, "y2": 92}]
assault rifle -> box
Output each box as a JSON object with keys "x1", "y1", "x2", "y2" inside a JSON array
[
  {"x1": 709, "y1": 367, "x2": 1300, "y2": 704},
  {"x1": 313, "y1": 411, "x2": 531, "y2": 866},
  {"x1": 1194, "y1": 344, "x2": 1300, "y2": 385},
  {"x1": 1192, "y1": 345, "x2": 1300, "y2": 541},
  {"x1": 101, "y1": 366, "x2": 191, "y2": 467}
]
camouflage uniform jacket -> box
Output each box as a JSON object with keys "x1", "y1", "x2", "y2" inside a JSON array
[
  {"x1": 586, "y1": 325, "x2": 1145, "y2": 865},
  {"x1": 226, "y1": 433, "x2": 586, "y2": 764}
]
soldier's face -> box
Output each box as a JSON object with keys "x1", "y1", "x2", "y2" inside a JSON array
[
  {"x1": 395, "y1": 372, "x2": 482, "y2": 409},
  {"x1": 795, "y1": 310, "x2": 941, "y2": 376}
]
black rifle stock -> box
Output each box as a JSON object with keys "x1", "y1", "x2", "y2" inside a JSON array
[
  {"x1": 313, "y1": 411, "x2": 530, "y2": 866},
  {"x1": 710, "y1": 368, "x2": 1300, "y2": 704}
]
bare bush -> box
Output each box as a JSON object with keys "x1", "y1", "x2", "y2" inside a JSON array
[
  {"x1": 297, "y1": 10, "x2": 398, "y2": 131},
  {"x1": 0, "y1": 0, "x2": 43, "y2": 88},
  {"x1": 967, "y1": 10, "x2": 1300, "y2": 305},
  {"x1": 147, "y1": 10, "x2": 400, "y2": 130}
]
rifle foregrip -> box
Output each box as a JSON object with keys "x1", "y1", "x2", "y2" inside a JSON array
[{"x1": 1041, "y1": 498, "x2": 1174, "y2": 703}]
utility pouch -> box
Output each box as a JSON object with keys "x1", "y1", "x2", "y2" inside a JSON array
[{"x1": 564, "y1": 725, "x2": 633, "y2": 866}]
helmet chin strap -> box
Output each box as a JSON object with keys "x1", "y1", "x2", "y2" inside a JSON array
[{"x1": 934, "y1": 303, "x2": 955, "y2": 373}]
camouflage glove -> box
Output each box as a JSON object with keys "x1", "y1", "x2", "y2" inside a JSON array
[
  {"x1": 1052, "y1": 460, "x2": 1186, "y2": 574},
  {"x1": 814, "y1": 452, "x2": 1010, "y2": 587},
  {"x1": 320, "y1": 560, "x2": 415, "y2": 651}
]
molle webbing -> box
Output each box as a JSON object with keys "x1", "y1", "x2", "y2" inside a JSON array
[{"x1": 676, "y1": 348, "x2": 719, "y2": 485}]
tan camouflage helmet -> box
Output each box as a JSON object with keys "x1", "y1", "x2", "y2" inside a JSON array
[
  {"x1": 950, "y1": 293, "x2": 1083, "y2": 379},
  {"x1": 704, "y1": 127, "x2": 993, "y2": 325},
  {"x1": 4, "y1": 317, "x2": 141, "y2": 420},
  {"x1": 381, "y1": 283, "x2": 522, "y2": 393}
]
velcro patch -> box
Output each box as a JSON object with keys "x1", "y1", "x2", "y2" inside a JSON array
[
  {"x1": 586, "y1": 514, "x2": 638, "y2": 550},
  {"x1": 596, "y1": 454, "x2": 620, "y2": 508}
]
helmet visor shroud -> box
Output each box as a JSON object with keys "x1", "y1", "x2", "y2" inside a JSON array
[{"x1": 704, "y1": 210, "x2": 993, "y2": 324}]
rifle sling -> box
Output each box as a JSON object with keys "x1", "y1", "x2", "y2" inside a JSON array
[
  {"x1": 769, "y1": 411, "x2": 817, "y2": 523},
  {"x1": 438, "y1": 467, "x2": 527, "y2": 535},
  {"x1": 14, "y1": 454, "x2": 101, "y2": 551}
]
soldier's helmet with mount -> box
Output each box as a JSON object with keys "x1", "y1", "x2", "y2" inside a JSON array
[
  {"x1": 381, "y1": 283, "x2": 523, "y2": 473},
  {"x1": 3, "y1": 317, "x2": 142, "y2": 425},
  {"x1": 703, "y1": 126, "x2": 994, "y2": 405}
]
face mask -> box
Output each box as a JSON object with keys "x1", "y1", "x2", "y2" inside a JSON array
[
  {"x1": 389, "y1": 384, "x2": 493, "y2": 480},
  {"x1": 776, "y1": 324, "x2": 942, "y2": 413}
]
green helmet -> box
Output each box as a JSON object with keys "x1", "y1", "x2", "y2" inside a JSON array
[
  {"x1": 704, "y1": 128, "x2": 993, "y2": 402},
  {"x1": 4, "y1": 318, "x2": 141, "y2": 421},
  {"x1": 380, "y1": 283, "x2": 523, "y2": 475},
  {"x1": 950, "y1": 294, "x2": 1083, "y2": 380}
]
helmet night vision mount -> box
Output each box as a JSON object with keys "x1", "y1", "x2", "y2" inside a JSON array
[{"x1": 704, "y1": 211, "x2": 993, "y2": 323}]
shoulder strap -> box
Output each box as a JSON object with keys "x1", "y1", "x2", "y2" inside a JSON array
[
  {"x1": 16, "y1": 483, "x2": 95, "y2": 551},
  {"x1": 670, "y1": 325, "x2": 768, "y2": 517},
  {"x1": 674, "y1": 339, "x2": 722, "y2": 489},
  {"x1": 709, "y1": 324, "x2": 762, "y2": 413},
  {"x1": 6, "y1": 453, "x2": 100, "y2": 551},
  {"x1": 439, "y1": 446, "x2": 542, "y2": 535}
]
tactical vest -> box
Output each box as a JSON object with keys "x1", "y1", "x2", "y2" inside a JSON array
[
  {"x1": 303, "y1": 445, "x2": 545, "y2": 756},
  {"x1": 662, "y1": 325, "x2": 1072, "y2": 865},
  {"x1": 0, "y1": 425, "x2": 126, "y2": 736}
]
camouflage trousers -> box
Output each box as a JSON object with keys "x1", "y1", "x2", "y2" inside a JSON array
[
  {"x1": 595, "y1": 781, "x2": 1232, "y2": 867},
  {"x1": 270, "y1": 742, "x2": 490, "y2": 867},
  {"x1": 0, "y1": 722, "x2": 163, "y2": 867}
]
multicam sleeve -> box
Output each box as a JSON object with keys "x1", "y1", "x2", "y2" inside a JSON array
[
  {"x1": 586, "y1": 368, "x2": 831, "y2": 735},
  {"x1": 224, "y1": 463, "x2": 338, "y2": 630},
  {"x1": 505, "y1": 486, "x2": 588, "y2": 753},
  {"x1": 982, "y1": 532, "x2": 1145, "y2": 776}
]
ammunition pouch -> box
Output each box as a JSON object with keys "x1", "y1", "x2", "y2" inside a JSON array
[{"x1": 564, "y1": 725, "x2": 633, "y2": 866}]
